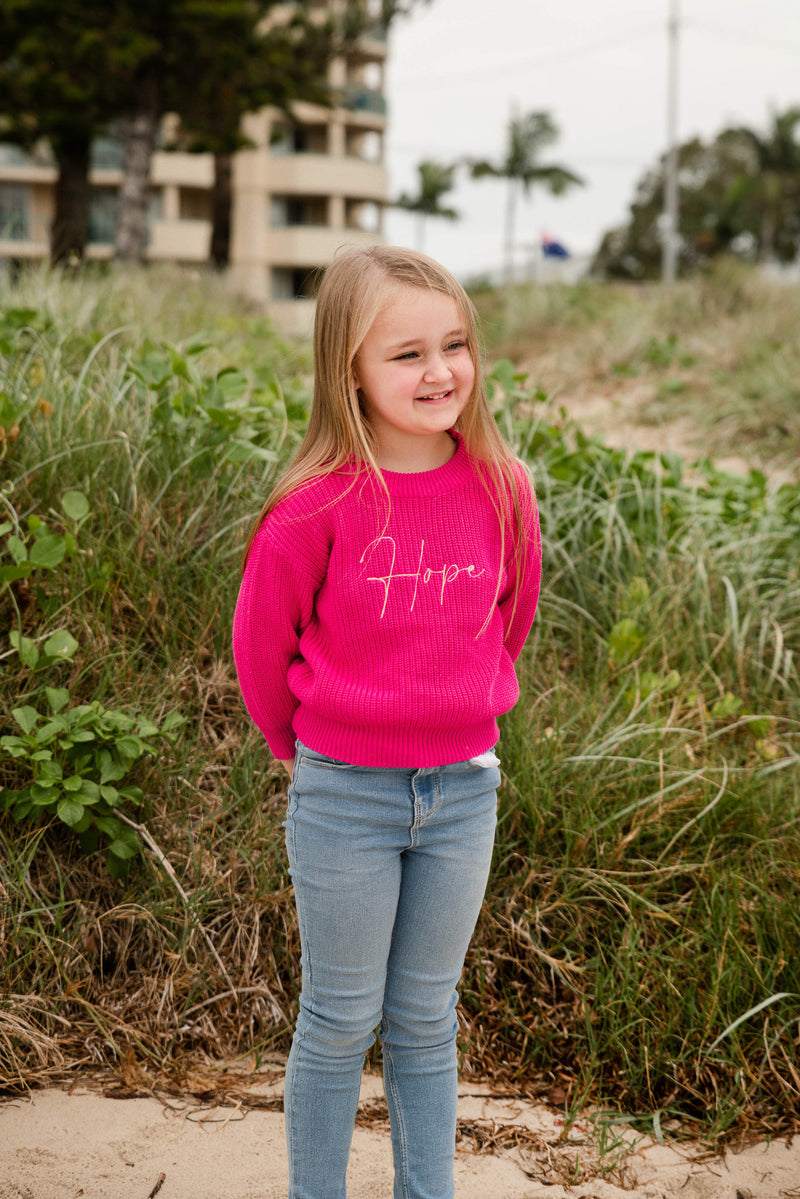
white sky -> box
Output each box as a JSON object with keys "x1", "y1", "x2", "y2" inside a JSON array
[{"x1": 383, "y1": 0, "x2": 800, "y2": 281}]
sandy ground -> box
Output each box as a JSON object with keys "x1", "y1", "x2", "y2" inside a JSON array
[
  {"x1": 1, "y1": 1066, "x2": 799, "y2": 1199},
  {"x1": 545, "y1": 376, "x2": 754, "y2": 477}
]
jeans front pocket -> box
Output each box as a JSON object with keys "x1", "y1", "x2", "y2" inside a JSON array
[{"x1": 295, "y1": 739, "x2": 353, "y2": 772}]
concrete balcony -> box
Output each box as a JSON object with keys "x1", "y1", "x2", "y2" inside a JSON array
[
  {"x1": 266, "y1": 154, "x2": 386, "y2": 200},
  {"x1": 147, "y1": 218, "x2": 211, "y2": 261},
  {"x1": 0, "y1": 219, "x2": 210, "y2": 263},
  {"x1": 266, "y1": 224, "x2": 379, "y2": 266},
  {"x1": 0, "y1": 236, "x2": 47, "y2": 259},
  {"x1": 151, "y1": 151, "x2": 214, "y2": 188},
  {"x1": 0, "y1": 210, "x2": 49, "y2": 256},
  {"x1": 0, "y1": 163, "x2": 57, "y2": 185}
]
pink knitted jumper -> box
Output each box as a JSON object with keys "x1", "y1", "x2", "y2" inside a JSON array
[{"x1": 232, "y1": 433, "x2": 541, "y2": 768}]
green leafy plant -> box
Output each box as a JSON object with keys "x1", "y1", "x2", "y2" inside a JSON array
[
  {"x1": 0, "y1": 305, "x2": 53, "y2": 355},
  {"x1": 2, "y1": 488, "x2": 89, "y2": 668},
  {"x1": 1, "y1": 688, "x2": 184, "y2": 877},
  {"x1": 124, "y1": 339, "x2": 304, "y2": 477},
  {"x1": 644, "y1": 333, "x2": 696, "y2": 368},
  {"x1": 1, "y1": 488, "x2": 88, "y2": 584},
  {"x1": 606, "y1": 577, "x2": 652, "y2": 668}
]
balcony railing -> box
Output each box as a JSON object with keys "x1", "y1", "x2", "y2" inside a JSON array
[
  {"x1": 360, "y1": 19, "x2": 388, "y2": 44},
  {"x1": 339, "y1": 85, "x2": 386, "y2": 116}
]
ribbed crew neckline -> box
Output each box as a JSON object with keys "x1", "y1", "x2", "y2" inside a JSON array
[{"x1": 377, "y1": 431, "x2": 473, "y2": 498}]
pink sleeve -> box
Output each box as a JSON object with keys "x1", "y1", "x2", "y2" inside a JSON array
[
  {"x1": 498, "y1": 469, "x2": 542, "y2": 661},
  {"x1": 232, "y1": 521, "x2": 324, "y2": 761}
]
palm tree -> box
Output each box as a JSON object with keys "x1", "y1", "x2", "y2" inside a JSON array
[
  {"x1": 468, "y1": 109, "x2": 583, "y2": 282},
  {"x1": 394, "y1": 159, "x2": 460, "y2": 253},
  {"x1": 719, "y1": 106, "x2": 800, "y2": 264}
]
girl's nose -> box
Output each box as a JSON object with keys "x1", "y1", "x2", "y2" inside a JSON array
[{"x1": 423, "y1": 355, "x2": 452, "y2": 382}]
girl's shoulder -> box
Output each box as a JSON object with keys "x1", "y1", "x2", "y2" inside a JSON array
[
  {"x1": 475, "y1": 451, "x2": 535, "y2": 511},
  {"x1": 268, "y1": 469, "x2": 351, "y2": 521},
  {"x1": 252, "y1": 466, "x2": 363, "y2": 558},
  {"x1": 509, "y1": 455, "x2": 534, "y2": 494},
  {"x1": 489, "y1": 456, "x2": 538, "y2": 544}
]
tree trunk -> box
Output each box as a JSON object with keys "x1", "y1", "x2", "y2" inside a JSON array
[
  {"x1": 210, "y1": 152, "x2": 233, "y2": 268},
  {"x1": 758, "y1": 172, "x2": 780, "y2": 264},
  {"x1": 115, "y1": 76, "x2": 161, "y2": 262},
  {"x1": 759, "y1": 208, "x2": 777, "y2": 264},
  {"x1": 50, "y1": 132, "x2": 91, "y2": 265},
  {"x1": 503, "y1": 179, "x2": 517, "y2": 283}
]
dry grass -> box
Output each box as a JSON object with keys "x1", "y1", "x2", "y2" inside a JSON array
[{"x1": 471, "y1": 257, "x2": 800, "y2": 476}]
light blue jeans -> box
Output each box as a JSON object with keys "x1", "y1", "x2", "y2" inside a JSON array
[{"x1": 283, "y1": 741, "x2": 500, "y2": 1199}]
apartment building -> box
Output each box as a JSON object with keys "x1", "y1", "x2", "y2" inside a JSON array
[{"x1": 0, "y1": 2, "x2": 388, "y2": 333}]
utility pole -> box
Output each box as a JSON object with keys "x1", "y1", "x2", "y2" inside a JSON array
[{"x1": 662, "y1": 0, "x2": 680, "y2": 282}]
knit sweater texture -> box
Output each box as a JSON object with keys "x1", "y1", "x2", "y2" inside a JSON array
[{"x1": 232, "y1": 433, "x2": 541, "y2": 768}]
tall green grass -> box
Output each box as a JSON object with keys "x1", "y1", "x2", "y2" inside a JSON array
[
  {"x1": 465, "y1": 393, "x2": 799, "y2": 1135},
  {"x1": 1, "y1": 264, "x2": 798, "y2": 1142}
]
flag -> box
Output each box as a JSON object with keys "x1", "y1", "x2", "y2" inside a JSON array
[{"x1": 541, "y1": 233, "x2": 570, "y2": 259}]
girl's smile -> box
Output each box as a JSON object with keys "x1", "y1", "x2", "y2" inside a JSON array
[{"x1": 353, "y1": 285, "x2": 475, "y2": 471}]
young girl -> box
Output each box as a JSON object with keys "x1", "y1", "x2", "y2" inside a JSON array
[{"x1": 233, "y1": 245, "x2": 541, "y2": 1199}]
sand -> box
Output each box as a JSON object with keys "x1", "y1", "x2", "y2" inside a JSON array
[{"x1": 1, "y1": 1067, "x2": 798, "y2": 1199}]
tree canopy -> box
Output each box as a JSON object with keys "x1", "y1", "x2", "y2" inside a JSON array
[
  {"x1": 0, "y1": 0, "x2": 149, "y2": 259},
  {"x1": 394, "y1": 159, "x2": 459, "y2": 252},
  {"x1": 593, "y1": 107, "x2": 800, "y2": 280},
  {"x1": 0, "y1": 0, "x2": 431, "y2": 264}
]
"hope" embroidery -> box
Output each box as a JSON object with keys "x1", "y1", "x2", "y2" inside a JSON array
[{"x1": 360, "y1": 536, "x2": 485, "y2": 618}]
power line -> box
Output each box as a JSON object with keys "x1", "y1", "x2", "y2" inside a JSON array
[
  {"x1": 685, "y1": 15, "x2": 800, "y2": 54},
  {"x1": 389, "y1": 142, "x2": 648, "y2": 170},
  {"x1": 389, "y1": 23, "x2": 663, "y2": 89},
  {"x1": 662, "y1": 0, "x2": 680, "y2": 283}
]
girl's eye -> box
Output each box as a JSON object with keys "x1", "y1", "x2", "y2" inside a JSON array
[
  {"x1": 395, "y1": 351, "x2": 419, "y2": 360},
  {"x1": 446, "y1": 340, "x2": 467, "y2": 352}
]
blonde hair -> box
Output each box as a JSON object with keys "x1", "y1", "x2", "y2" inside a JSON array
[{"x1": 242, "y1": 245, "x2": 530, "y2": 631}]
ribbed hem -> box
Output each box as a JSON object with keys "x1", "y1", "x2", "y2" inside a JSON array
[{"x1": 292, "y1": 710, "x2": 501, "y2": 769}]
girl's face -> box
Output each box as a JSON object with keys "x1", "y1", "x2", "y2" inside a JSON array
[{"x1": 353, "y1": 284, "x2": 475, "y2": 469}]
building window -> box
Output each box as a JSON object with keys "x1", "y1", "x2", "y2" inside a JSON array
[
  {"x1": 87, "y1": 188, "x2": 161, "y2": 244},
  {"x1": 271, "y1": 266, "x2": 318, "y2": 300},
  {"x1": 88, "y1": 188, "x2": 119, "y2": 244},
  {"x1": 0, "y1": 144, "x2": 33, "y2": 168},
  {"x1": 0, "y1": 183, "x2": 30, "y2": 240},
  {"x1": 271, "y1": 123, "x2": 329, "y2": 155},
  {"x1": 179, "y1": 187, "x2": 211, "y2": 221},
  {"x1": 346, "y1": 200, "x2": 380, "y2": 233},
  {"x1": 91, "y1": 136, "x2": 126, "y2": 171},
  {"x1": 270, "y1": 195, "x2": 328, "y2": 227},
  {"x1": 361, "y1": 62, "x2": 383, "y2": 91},
  {"x1": 148, "y1": 189, "x2": 163, "y2": 226},
  {"x1": 345, "y1": 129, "x2": 382, "y2": 161}
]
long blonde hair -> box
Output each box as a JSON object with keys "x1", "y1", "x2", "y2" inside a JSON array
[{"x1": 242, "y1": 245, "x2": 531, "y2": 629}]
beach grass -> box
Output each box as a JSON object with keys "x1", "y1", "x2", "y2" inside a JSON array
[{"x1": 1, "y1": 262, "x2": 798, "y2": 1143}]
